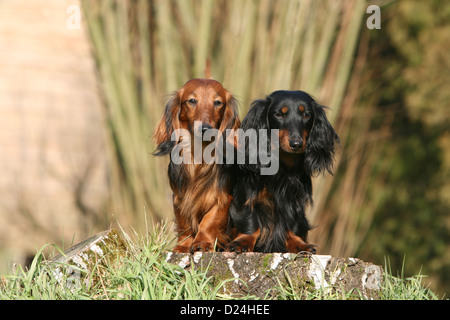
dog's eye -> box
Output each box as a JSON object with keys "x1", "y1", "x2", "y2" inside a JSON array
[
  {"x1": 187, "y1": 99, "x2": 197, "y2": 106},
  {"x1": 302, "y1": 113, "x2": 310, "y2": 120},
  {"x1": 275, "y1": 112, "x2": 287, "y2": 118},
  {"x1": 214, "y1": 100, "x2": 223, "y2": 107}
]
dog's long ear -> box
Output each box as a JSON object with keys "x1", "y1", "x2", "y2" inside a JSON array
[
  {"x1": 219, "y1": 92, "x2": 241, "y2": 132},
  {"x1": 239, "y1": 97, "x2": 271, "y2": 172},
  {"x1": 218, "y1": 92, "x2": 241, "y2": 168},
  {"x1": 153, "y1": 92, "x2": 182, "y2": 156},
  {"x1": 304, "y1": 103, "x2": 339, "y2": 176},
  {"x1": 241, "y1": 98, "x2": 270, "y2": 132}
]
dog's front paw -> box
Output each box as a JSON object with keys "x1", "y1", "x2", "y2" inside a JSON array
[
  {"x1": 295, "y1": 243, "x2": 317, "y2": 255},
  {"x1": 173, "y1": 244, "x2": 191, "y2": 253},
  {"x1": 286, "y1": 237, "x2": 317, "y2": 254},
  {"x1": 227, "y1": 240, "x2": 252, "y2": 253},
  {"x1": 300, "y1": 244, "x2": 317, "y2": 255},
  {"x1": 190, "y1": 241, "x2": 213, "y2": 253}
]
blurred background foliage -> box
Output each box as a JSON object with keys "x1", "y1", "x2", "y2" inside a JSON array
[{"x1": 80, "y1": 0, "x2": 449, "y2": 294}]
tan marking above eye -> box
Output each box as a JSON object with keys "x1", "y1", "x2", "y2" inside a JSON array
[
  {"x1": 184, "y1": 93, "x2": 198, "y2": 106},
  {"x1": 281, "y1": 106, "x2": 288, "y2": 114},
  {"x1": 299, "y1": 105, "x2": 305, "y2": 112},
  {"x1": 213, "y1": 94, "x2": 224, "y2": 106}
]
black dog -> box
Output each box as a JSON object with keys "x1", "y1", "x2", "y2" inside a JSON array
[{"x1": 228, "y1": 90, "x2": 339, "y2": 253}]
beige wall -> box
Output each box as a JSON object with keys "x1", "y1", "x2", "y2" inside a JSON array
[{"x1": 0, "y1": 0, "x2": 109, "y2": 270}]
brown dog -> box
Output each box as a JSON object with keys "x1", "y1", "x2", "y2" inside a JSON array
[{"x1": 153, "y1": 79, "x2": 240, "y2": 253}]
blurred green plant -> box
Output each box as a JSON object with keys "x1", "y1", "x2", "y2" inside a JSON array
[{"x1": 348, "y1": 0, "x2": 450, "y2": 295}]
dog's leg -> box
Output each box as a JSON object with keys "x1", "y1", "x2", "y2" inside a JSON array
[
  {"x1": 172, "y1": 202, "x2": 194, "y2": 253},
  {"x1": 285, "y1": 230, "x2": 316, "y2": 254},
  {"x1": 173, "y1": 232, "x2": 193, "y2": 253},
  {"x1": 227, "y1": 228, "x2": 260, "y2": 252},
  {"x1": 190, "y1": 195, "x2": 231, "y2": 252}
]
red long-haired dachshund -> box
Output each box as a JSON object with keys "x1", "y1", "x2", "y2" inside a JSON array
[{"x1": 153, "y1": 78, "x2": 240, "y2": 253}]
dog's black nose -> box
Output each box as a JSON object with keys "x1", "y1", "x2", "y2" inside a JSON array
[
  {"x1": 289, "y1": 140, "x2": 302, "y2": 151},
  {"x1": 201, "y1": 124, "x2": 213, "y2": 133}
]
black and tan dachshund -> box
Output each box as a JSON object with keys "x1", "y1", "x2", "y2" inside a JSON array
[{"x1": 228, "y1": 90, "x2": 339, "y2": 253}]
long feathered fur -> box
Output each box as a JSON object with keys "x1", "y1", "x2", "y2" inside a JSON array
[
  {"x1": 228, "y1": 90, "x2": 339, "y2": 253},
  {"x1": 153, "y1": 78, "x2": 240, "y2": 253}
]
